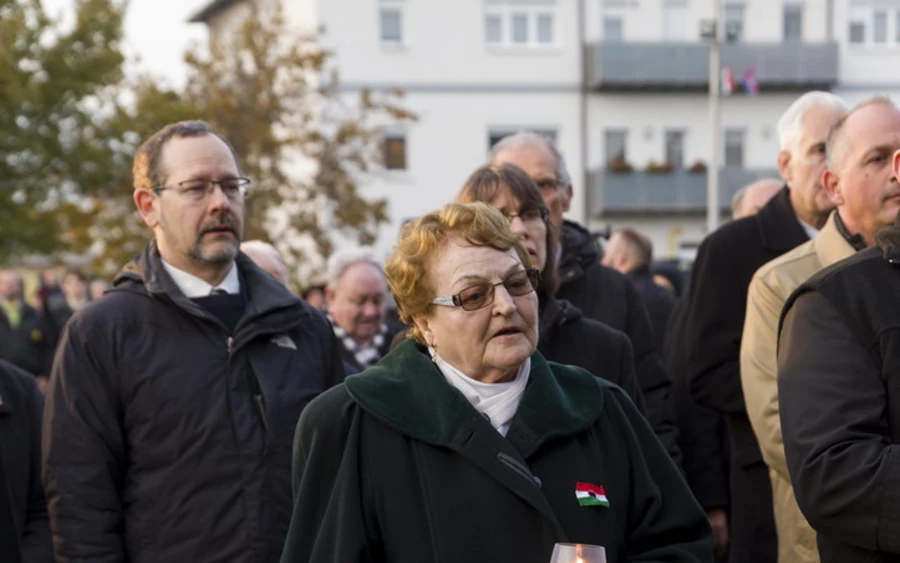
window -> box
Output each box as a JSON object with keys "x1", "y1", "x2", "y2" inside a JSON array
[
  {"x1": 603, "y1": 16, "x2": 623, "y2": 41},
  {"x1": 512, "y1": 12, "x2": 529, "y2": 43},
  {"x1": 847, "y1": 5, "x2": 900, "y2": 46},
  {"x1": 488, "y1": 129, "x2": 556, "y2": 151},
  {"x1": 665, "y1": 130, "x2": 684, "y2": 168},
  {"x1": 536, "y1": 13, "x2": 554, "y2": 44},
  {"x1": 485, "y1": 13, "x2": 503, "y2": 44},
  {"x1": 379, "y1": 2, "x2": 403, "y2": 44},
  {"x1": 605, "y1": 130, "x2": 628, "y2": 165},
  {"x1": 484, "y1": 2, "x2": 557, "y2": 48},
  {"x1": 874, "y1": 10, "x2": 888, "y2": 43},
  {"x1": 382, "y1": 133, "x2": 407, "y2": 170},
  {"x1": 724, "y1": 129, "x2": 744, "y2": 167},
  {"x1": 724, "y1": 3, "x2": 744, "y2": 42},
  {"x1": 783, "y1": 4, "x2": 803, "y2": 42}
]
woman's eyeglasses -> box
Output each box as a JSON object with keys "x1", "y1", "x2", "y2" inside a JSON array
[{"x1": 431, "y1": 269, "x2": 541, "y2": 311}]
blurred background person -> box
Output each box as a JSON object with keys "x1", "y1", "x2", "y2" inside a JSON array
[
  {"x1": 241, "y1": 239, "x2": 289, "y2": 287},
  {"x1": 0, "y1": 269, "x2": 52, "y2": 391},
  {"x1": 325, "y1": 248, "x2": 404, "y2": 375},
  {"x1": 456, "y1": 163, "x2": 645, "y2": 410},
  {"x1": 731, "y1": 179, "x2": 783, "y2": 220},
  {"x1": 45, "y1": 269, "x2": 89, "y2": 345},
  {"x1": 88, "y1": 278, "x2": 110, "y2": 301},
  {"x1": 602, "y1": 228, "x2": 675, "y2": 355},
  {"x1": 281, "y1": 202, "x2": 711, "y2": 562},
  {"x1": 301, "y1": 274, "x2": 327, "y2": 310},
  {"x1": 0, "y1": 359, "x2": 53, "y2": 563}
]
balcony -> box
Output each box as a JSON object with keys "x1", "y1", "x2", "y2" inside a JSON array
[
  {"x1": 590, "y1": 167, "x2": 781, "y2": 215},
  {"x1": 585, "y1": 41, "x2": 839, "y2": 91}
]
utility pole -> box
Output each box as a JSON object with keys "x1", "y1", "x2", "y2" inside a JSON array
[{"x1": 706, "y1": 0, "x2": 722, "y2": 233}]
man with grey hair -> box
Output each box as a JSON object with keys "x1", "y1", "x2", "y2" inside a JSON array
[
  {"x1": 743, "y1": 96, "x2": 900, "y2": 563},
  {"x1": 681, "y1": 91, "x2": 848, "y2": 562},
  {"x1": 241, "y1": 239, "x2": 289, "y2": 287},
  {"x1": 325, "y1": 248, "x2": 404, "y2": 375},
  {"x1": 731, "y1": 178, "x2": 783, "y2": 220},
  {"x1": 490, "y1": 132, "x2": 682, "y2": 467}
]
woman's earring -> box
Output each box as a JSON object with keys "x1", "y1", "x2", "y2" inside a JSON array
[{"x1": 430, "y1": 346, "x2": 438, "y2": 363}]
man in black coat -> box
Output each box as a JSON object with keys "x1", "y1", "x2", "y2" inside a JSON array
[
  {"x1": 682, "y1": 91, "x2": 848, "y2": 563},
  {"x1": 0, "y1": 359, "x2": 53, "y2": 563},
  {"x1": 778, "y1": 213, "x2": 900, "y2": 563},
  {"x1": 43, "y1": 120, "x2": 345, "y2": 563},
  {"x1": 602, "y1": 227, "x2": 676, "y2": 354},
  {"x1": 490, "y1": 132, "x2": 680, "y2": 466}
]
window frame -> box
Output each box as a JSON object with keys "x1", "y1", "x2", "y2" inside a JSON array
[
  {"x1": 783, "y1": 3, "x2": 803, "y2": 42},
  {"x1": 382, "y1": 132, "x2": 408, "y2": 171}
]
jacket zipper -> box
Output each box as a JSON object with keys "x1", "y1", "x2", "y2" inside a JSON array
[{"x1": 227, "y1": 335, "x2": 269, "y2": 439}]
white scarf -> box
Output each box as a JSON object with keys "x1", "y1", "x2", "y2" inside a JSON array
[{"x1": 429, "y1": 347, "x2": 530, "y2": 437}]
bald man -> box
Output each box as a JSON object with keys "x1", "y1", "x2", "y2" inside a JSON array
[
  {"x1": 240, "y1": 240, "x2": 289, "y2": 287},
  {"x1": 731, "y1": 179, "x2": 784, "y2": 220}
]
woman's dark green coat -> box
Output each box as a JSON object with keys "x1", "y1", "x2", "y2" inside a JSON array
[{"x1": 281, "y1": 340, "x2": 712, "y2": 562}]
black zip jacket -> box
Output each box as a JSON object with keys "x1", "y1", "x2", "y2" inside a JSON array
[
  {"x1": 537, "y1": 295, "x2": 645, "y2": 412},
  {"x1": 42, "y1": 242, "x2": 345, "y2": 563},
  {"x1": 557, "y1": 220, "x2": 680, "y2": 466}
]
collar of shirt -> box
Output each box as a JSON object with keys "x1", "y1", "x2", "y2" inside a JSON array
[
  {"x1": 796, "y1": 216, "x2": 820, "y2": 240},
  {"x1": 161, "y1": 259, "x2": 240, "y2": 298}
]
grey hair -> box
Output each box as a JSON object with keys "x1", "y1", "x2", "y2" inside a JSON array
[
  {"x1": 489, "y1": 131, "x2": 572, "y2": 186},
  {"x1": 825, "y1": 96, "x2": 898, "y2": 168},
  {"x1": 777, "y1": 91, "x2": 849, "y2": 153},
  {"x1": 326, "y1": 248, "x2": 384, "y2": 291}
]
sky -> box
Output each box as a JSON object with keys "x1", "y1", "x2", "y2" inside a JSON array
[{"x1": 40, "y1": 0, "x2": 212, "y2": 87}]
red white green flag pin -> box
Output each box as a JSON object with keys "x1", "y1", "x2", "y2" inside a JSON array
[{"x1": 575, "y1": 482, "x2": 609, "y2": 507}]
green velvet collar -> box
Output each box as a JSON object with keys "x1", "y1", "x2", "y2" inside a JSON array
[{"x1": 344, "y1": 339, "x2": 606, "y2": 450}]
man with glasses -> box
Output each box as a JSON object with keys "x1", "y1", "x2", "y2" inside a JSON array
[
  {"x1": 43, "y1": 120, "x2": 345, "y2": 563},
  {"x1": 490, "y1": 132, "x2": 682, "y2": 466}
]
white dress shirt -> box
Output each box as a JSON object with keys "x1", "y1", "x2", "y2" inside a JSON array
[{"x1": 161, "y1": 259, "x2": 241, "y2": 298}]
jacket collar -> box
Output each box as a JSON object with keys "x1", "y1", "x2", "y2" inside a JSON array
[
  {"x1": 755, "y1": 186, "x2": 810, "y2": 252},
  {"x1": 344, "y1": 339, "x2": 602, "y2": 539},
  {"x1": 112, "y1": 241, "x2": 310, "y2": 338},
  {"x1": 344, "y1": 339, "x2": 604, "y2": 449},
  {"x1": 814, "y1": 212, "x2": 860, "y2": 267},
  {"x1": 875, "y1": 212, "x2": 900, "y2": 264}
]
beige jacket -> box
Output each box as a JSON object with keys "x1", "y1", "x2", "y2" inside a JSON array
[{"x1": 740, "y1": 213, "x2": 856, "y2": 563}]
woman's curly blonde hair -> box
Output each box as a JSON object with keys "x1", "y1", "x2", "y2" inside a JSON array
[{"x1": 384, "y1": 202, "x2": 531, "y2": 345}]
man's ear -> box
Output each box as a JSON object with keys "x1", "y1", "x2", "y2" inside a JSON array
[
  {"x1": 822, "y1": 168, "x2": 843, "y2": 206},
  {"x1": 777, "y1": 150, "x2": 793, "y2": 185},
  {"x1": 561, "y1": 183, "x2": 574, "y2": 212},
  {"x1": 893, "y1": 149, "x2": 900, "y2": 182},
  {"x1": 324, "y1": 286, "x2": 337, "y2": 307},
  {"x1": 133, "y1": 189, "x2": 160, "y2": 228}
]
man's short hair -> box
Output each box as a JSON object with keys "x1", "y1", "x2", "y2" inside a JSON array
[
  {"x1": 777, "y1": 91, "x2": 849, "y2": 153},
  {"x1": 825, "y1": 96, "x2": 897, "y2": 168},
  {"x1": 326, "y1": 248, "x2": 383, "y2": 292},
  {"x1": 489, "y1": 131, "x2": 571, "y2": 187},
  {"x1": 132, "y1": 120, "x2": 240, "y2": 192},
  {"x1": 614, "y1": 228, "x2": 653, "y2": 269},
  {"x1": 62, "y1": 268, "x2": 87, "y2": 284}
]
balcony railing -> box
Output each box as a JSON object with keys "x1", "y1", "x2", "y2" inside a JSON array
[
  {"x1": 590, "y1": 167, "x2": 781, "y2": 215},
  {"x1": 585, "y1": 41, "x2": 839, "y2": 91}
]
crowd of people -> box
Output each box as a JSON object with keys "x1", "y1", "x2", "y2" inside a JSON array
[{"x1": 1, "y1": 89, "x2": 899, "y2": 563}]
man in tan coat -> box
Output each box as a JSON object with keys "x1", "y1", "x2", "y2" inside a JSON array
[{"x1": 740, "y1": 96, "x2": 900, "y2": 563}]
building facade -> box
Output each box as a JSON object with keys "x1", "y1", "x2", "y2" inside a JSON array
[{"x1": 190, "y1": 0, "x2": 900, "y2": 263}]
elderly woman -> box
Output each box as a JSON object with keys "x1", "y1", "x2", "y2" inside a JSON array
[
  {"x1": 280, "y1": 202, "x2": 711, "y2": 562},
  {"x1": 456, "y1": 164, "x2": 646, "y2": 411}
]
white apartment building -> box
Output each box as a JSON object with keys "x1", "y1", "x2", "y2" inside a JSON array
[{"x1": 190, "y1": 0, "x2": 900, "y2": 263}]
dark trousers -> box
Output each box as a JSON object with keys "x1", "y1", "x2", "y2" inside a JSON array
[{"x1": 728, "y1": 458, "x2": 778, "y2": 563}]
